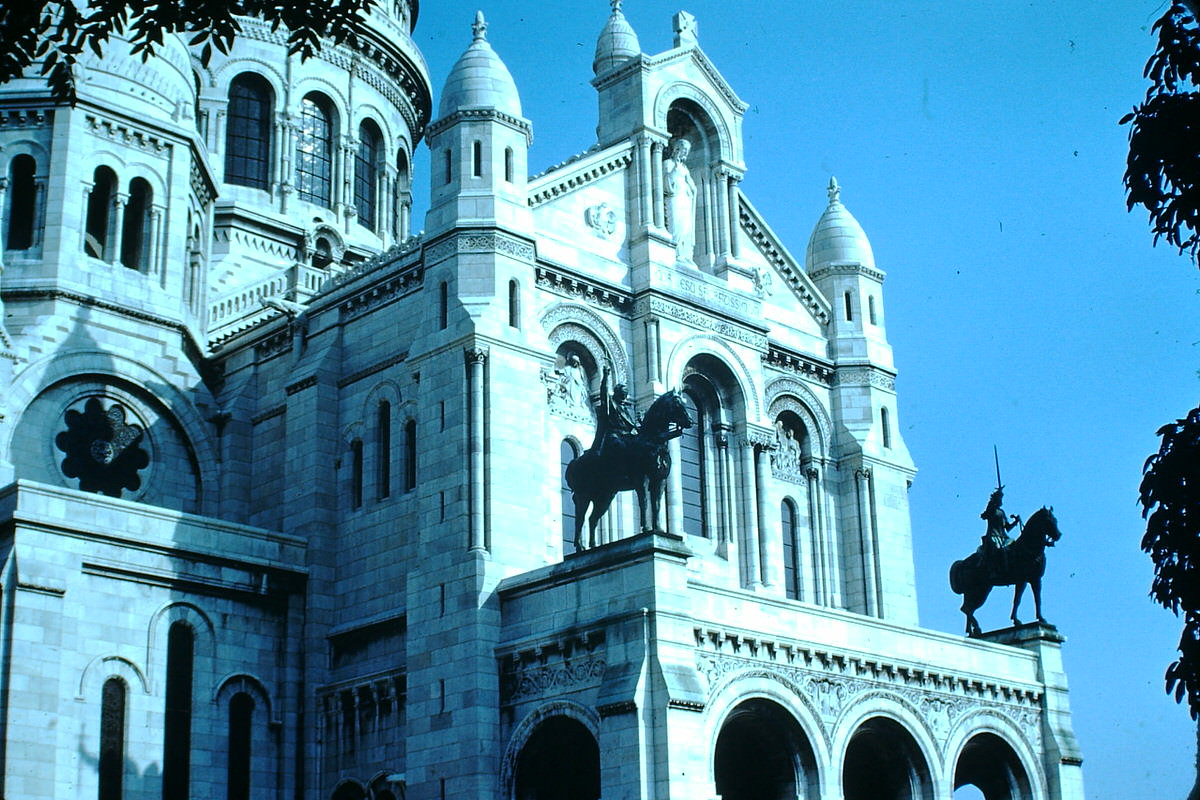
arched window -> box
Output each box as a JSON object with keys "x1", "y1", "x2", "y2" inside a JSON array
[
  {"x1": 508, "y1": 279, "x2": 520, "y2": 328},
  {"x1": 377, "y1": 401, "x2": 392, "y2": 500},
  {"x1": 355, "y1": 120, "x2": 382, "y2": 230},
  {"x1": 350, "y1": 439, "x2": 364, "y2": 509},
  {"x1": 868, "y1": 295, "x2": 878, "y2": 325},
  {"x1": 6, "y1": 154, "x2": 36, "y2": 250},
  {"x1": 472, "y1": 140, "x2": 482, "y2": 178},
  {"x1": 85, "y1": 166, "x2": 117, "y2": 260},
  {"x1": 404, "y1": 420, "x2": 417, "y2": 492},
  {"x1": 561, "y1": 439, "x2": 579, "y2": 556},
  {"x1": 782, "y1": 499, "x2": 801, "y2": 600},
  {"x1": 120, "y1": 178, "x2": 152, "y2": 270},
  {"x1": 225, "y1": 73, "x2": 273, "y2": 189},
  {"x1": 504, "y1": 147, "x2": 514, "y2": 183},
  {"x1": 164, "y1": 621, "x2": 195, "y2": 799},
  {"x1": 99, "y1": 677, "x2": 126, "y2": 800},
  {"x1": 881, "y1": 407, "x2": 892, "y2": 449},
  {"x1": 297, "y1": 93, "x2": 335, "y2": 207},
  {"x1": 227, "y1": 692, "x2": 254, "y2": 800},
  {"x1": 439, "y1": 281, "x2": 449, "y2": 329},
  {"x1": 679, "y1": 391, "x2": 707, "y2": 538},
  {"x1": 844, "y1": 290, "x2": 854, "y2": 322}
]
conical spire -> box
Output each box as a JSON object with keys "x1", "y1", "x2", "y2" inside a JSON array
[
  {"x1": 805, "y1": 177, "x2": 876, "y2": 270},
  {"x1": 593, "y1": 0, "x2": 641, "y2": 75},
  {"x1": 437, "y1": 11, "x2": 522, "y2": 119}
]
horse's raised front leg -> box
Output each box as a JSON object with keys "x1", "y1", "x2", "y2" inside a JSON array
[{"x1": 1011, "y1": 582, "x2": 1026, "y2": 626}]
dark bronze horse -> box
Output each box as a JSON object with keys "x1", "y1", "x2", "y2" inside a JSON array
[
  {"x1": 565, "y1": 390, "x2": 692, "y2": 550},
  {"x1": 949, "y1": 506, "x2": 1061, "y2": 636}
]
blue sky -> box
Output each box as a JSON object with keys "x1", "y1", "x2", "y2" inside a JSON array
[{"x1": 410, "y1": 2, "x2": 1199, "y2": 795}]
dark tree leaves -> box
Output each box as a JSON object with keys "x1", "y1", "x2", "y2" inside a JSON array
[
  {"x1": 0, "y1": 0, "x2": 377, "y2": 105},
  {"x1": 1123, "y1": 2, "x2": 1200, "y2": 261},
  {"x1": 1141, "y1": 403, "x2": 1200, "y2": 717}
]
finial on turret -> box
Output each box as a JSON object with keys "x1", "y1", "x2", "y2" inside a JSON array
[
  {"x1": 472, "y1": 10, "x2": 488, "y2": 41},
  {"x1": 611, "y1": 0, "x2": 623, "y2": 13},
  {"x1": 827, "y1": 176, "x2": 841, "y2": 204}
]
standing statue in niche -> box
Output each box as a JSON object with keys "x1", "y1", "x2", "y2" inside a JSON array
[
  {"x1": 558, "y1": 353, "x2": 589, "y2": 411},
  {"x1": 565, "y1": 372, "x2": 693, "y2": 550},
  {"x1": 663, "y1": 137, "x2": 697, "y2": 266}
]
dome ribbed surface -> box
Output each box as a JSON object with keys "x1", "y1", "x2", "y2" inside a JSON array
[
  {"x1": 805, "y1": 178, "x2": 875, "y2": 270},
  {"x1": 593, "y1": 2, "x2": 641, "y2": 75},
  {"x1": 437, "y1": 12, "x2": 521, "y2": 119}
]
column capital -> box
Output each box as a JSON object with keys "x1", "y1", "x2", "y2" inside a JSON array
[{"x1": 464, "y1": 345, "x2": 489, "y2": 366}]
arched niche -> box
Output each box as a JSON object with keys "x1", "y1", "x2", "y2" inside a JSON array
[
  {"x1": 713, "y1": 697, "x2": 820, "y2": 800},
  {"x1": 953, "y1": 732, "x2": 1034, "y2": 800},
  {"x1": 842, "y1": 716, "x2": 934, "y2": 800},
  {"x1": 512, "y1": 715, "x2": 600, "y2": 800}
]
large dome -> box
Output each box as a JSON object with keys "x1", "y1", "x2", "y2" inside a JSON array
[
  {"x1": 805, "y1": 177, "x2": 876, "y2": 270},
  {"x1": 437, "y1": 11, "x2": 521, "y2": 119},
  {"x1": 593, "y1": 1, "x2": 641, "y2": 75}
]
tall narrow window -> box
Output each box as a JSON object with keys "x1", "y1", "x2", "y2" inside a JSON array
[
  {"x1": 163, "y1": 621, "x2": 195, "y2": 799},
  {"x1": 439, "y1": 281, "x2": 449, "y2": 329},
  {"x1": 350, "y1": 439, "x2": 364, "y2": 509},
  {"x1": 377, "y1": 400, "x2": 392, "y2": 500},
  {"x1": 6, "y1": 154, "x2": 36, "y2": 250},
  {"x1": 225, "y1": 73, "x2": 273, "y2": 189},
  {"x1": 471, "y1": 140, "x2": 482, "y2": 177},
  {"x1": 227, "y1": 692, "x2": 254, "y2": 800},
  {"x1": 443, "y1": 149, "x2": 452, "y2": 185},
  {"x1": 679, "y1": 392, "x2": 707, "y2": 537},
  {"x1": 868, "y1": 295, "x2": 878, "y2": 325},
  {"x1": 504, "y1": 147, "x2": 514, "y2": 183},
  {"x1": 355, "y1": 120, "x2": 381, "y2": 230},
  {"x1": 85, "y1": 166, "x2": 117, "y2": 260},
  {"x1": 561, "y1": 440, "x2": 579, "y2": 556},
  {"x1": 297, "y1": 93, "x2": 334, "y2": 207},
  {"x1": 508, "y1": 280, "x2": 520, "y2": 328},
  {"x1": 404, "y1": 420, "x2": 417, "y2": 492},
  {"x1": 99, "y1": 677, "x2": 126, "y2": 800},
  {"x1": 844, "y1": 290, "x2": 854, "y2": 322},
  {"x1": 120, "y1": 178, "x2": 152, "y2": 270},
  {"x1": 395, "y1": 150, "x2": 411, "y2": 239},
  {"x1": 881, "y1": 407, "x2": 892, "y2": 449},
  {"x1": 782, "y1": 499, "x2": 801, "y2": 600}
]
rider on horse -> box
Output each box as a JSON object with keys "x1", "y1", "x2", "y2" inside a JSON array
[
  {"x1": 593, "y1": 367, "x2": 639, "y2": 458},
  {"x1": 980, "y1": 487, "x2": 1021, "y2": 578}
]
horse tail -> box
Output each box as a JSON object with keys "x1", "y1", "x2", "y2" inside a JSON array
[{"x1": 949, "y1": 560, "x2": 966, "y2": 595}]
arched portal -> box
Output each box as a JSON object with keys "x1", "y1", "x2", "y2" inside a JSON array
[
  {"x1": 514, "y1": 715, "x2": 600, "y2": 800},
  {"x1": 842, "y1": 716, "x2": 932, "y2": 800},
  {"x1": 714, "y1": 698, "x2": 819, "y2": 800},
  {"x1": 953, "y1": 732, "x2": 1032, "y2": 800}
]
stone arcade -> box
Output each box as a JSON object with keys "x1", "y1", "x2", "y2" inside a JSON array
[{"x1": 0, "y1": 4, "x2": 1084, "y2": 798}]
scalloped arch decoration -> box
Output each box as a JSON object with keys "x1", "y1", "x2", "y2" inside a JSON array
[
  {"x1": 666, "y1": 333, "x2": 761, "y2": 420},
  {"x1": 765, "y1": 376, "x2": 833, "y2": 460},
  {"x1": 540, "y1": 303, "x2": 629, "y2": 385},
  {"x1": 500, "y1": 699, "x2": 601, "y2": 800},
  {"x1": 653, "y1": 81, "x2": 732, "y2": 156}
]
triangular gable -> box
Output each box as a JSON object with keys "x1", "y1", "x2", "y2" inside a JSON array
[{"x1": 737, "y1": 192, "x2": 831, "y2": 326}]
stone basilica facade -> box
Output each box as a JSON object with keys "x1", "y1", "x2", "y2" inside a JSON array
[{"x1": 0, "y1": 4, "x2": 1084, "y2": 799}]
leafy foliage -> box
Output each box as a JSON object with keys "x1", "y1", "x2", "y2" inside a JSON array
[
  {"x1": 1121, "y1": 2, "x2": 1200, "y2": 261},
  {"x1": 1141, "y1": 404, "x2": 1200, "y2": 717},
  {"x1": 0, "y1": 0, "x2": 377, "y2": 105}
]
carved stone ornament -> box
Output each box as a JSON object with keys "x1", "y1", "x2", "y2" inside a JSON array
[
  {"x1": 584, "y1": 202, "x2": 618, "y2": 239},
  {"x1": 55, "y1": 397, "x2": 150, "y2": 497}
]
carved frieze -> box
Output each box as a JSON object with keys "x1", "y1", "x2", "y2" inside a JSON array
[
  {"x1": 834, "y1": 367, "x2": 896, "y2": 391},
  {"x1": 499, "y1": 633, "x2": 607, "y2": 705},
  {"x1": 425, "y1": 232, "x2": 535, "y2": 266},
  {"x1": 633, "y1": 296, "x2": 768, "y2": 351}
]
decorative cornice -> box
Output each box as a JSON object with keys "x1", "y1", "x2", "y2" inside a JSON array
[
  {"x1": 1, "y1": 287, "x2": 187, "y2": 333},
  {"x1": 0, "y1": 108, "x2": 54, "y2": 129},
  {"x1": 428, "y1": 108, "x2": 531, "y2": 143},
  {"x1": 254, "y1": 328, "x2": 292, "y2": 359},
  {"x1": 535, "y1": 266, "x2": 630, "y2": 312},
  {"x1": 285, "y1": 375, "x2": 318, "y2": 395},
  {"x1": 764, "y1": 345, "x2": 833, "y2": 385},
  {"x1": 809, "y1": 262, "x2": 886, "y2": 283},
  {"x1": 738, "y1": 196, "x2": 829, "y2": 325},
  {"x1": 338, "y1": 264, "x2": 424, "y2": 320},
  {"x1": 424, "y1": 231, "x2": 535, "y2": 266},
  {"x1": 251, "y1": 405, "x2": 286, "y2": 425},
  {"x1": 833, "y1": 366, "x2": 896, "y2": 392},
  {"x1": 85, "y1": 114, "x2": 172, "y2": 154},
  {"x1": 633, "y1": 295, "x2": 767, "y2": 351},
  {"x1": 528, "y1": 147, "x2": 633, "y2": 208}
]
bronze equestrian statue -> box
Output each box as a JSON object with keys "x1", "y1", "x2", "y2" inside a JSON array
[
  {"x1": 565, "y1": 373, "x2": 692, "y2": 550},
  {"x1": 949, "y1": 503, "x2": 1062, "y2": 637}
]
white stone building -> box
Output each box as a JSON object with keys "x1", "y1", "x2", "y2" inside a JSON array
[{"x1": 0, "y1": 3, "x2": 1084, "y2": 798}]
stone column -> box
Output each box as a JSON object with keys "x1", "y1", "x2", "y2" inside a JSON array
[
  {"x1": 637, "y1": 135, "x2": 652, "y2": 228},
  {"x1": 644, "y1": 317, "x2": 661, "y2": 384},
  {"x1": 0, "y1": 177, "x2": 7, "y2": 262},
  {"x1": 651, "y1": 141, "x2": 665, "y2": 229},
  {"x1": 805, "y1": 467, "x2": 825, "y2": 605},
  {"x1": 32, "y1": 177, "x2": 46, "y2": 248},
  {"x1": 148, "y1": 206, "x2": 165, "y2": 279},
  {"x1": 110, "y1": 192, "x2": 129, "y2": 265},
  {"x1": 713, "y1": 167, "x2": 728, "y2": 258},
  {"x1": 755, "y1": 442, "x2": 778, "y2": 588},
  {"x1": 727, "y1": 176, "x2": 741, "y2": 259},
  {"x1": 854, "y1": 467, "x2": 879, "y2": 616},
  {"x1": 466, "y1": 346, "x2": 488, "y2": 553},
  {"x1": 740, "y1": 439, "x2": 762, "y2": 589}
]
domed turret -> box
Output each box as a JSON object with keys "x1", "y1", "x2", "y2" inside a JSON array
[
  {"x1": 593, "y1": 0, "x2": 641, "y2": 75},
  {"x1": 805, "y1": 177, "x2": 875, "y2": 271},
  {"x1": 437, "y1": 11, "x2": 521, "y2": 120}
]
